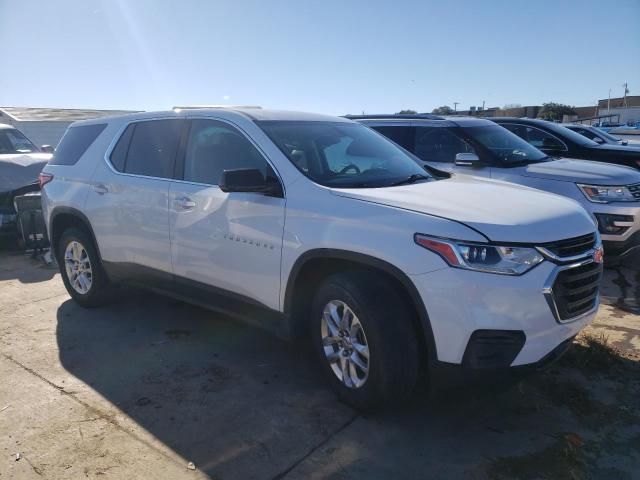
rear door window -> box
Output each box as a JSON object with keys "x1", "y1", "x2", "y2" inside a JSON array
[
  {"x1": 50, "y1": 124, "x2": 107, "y2": 165},
  {"x1": 123, "y1": 120, "x2": 184, "y2": 178},
  {"x1": 371, "y1": 126, "x2": 415, "y2": 150}
]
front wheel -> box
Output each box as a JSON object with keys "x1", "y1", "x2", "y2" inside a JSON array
[
  {"x1": 57, "y1": 227, "x2": 113, "y2": 307},
  {"x1": 311, "y1": 271, "x2": 419, "y2": 411}
]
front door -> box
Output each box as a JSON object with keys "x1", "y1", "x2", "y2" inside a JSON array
[
  {"x1": 169, "y1": 118, "x2": 285, "y2": 310},
  {"x1": 414, "y1": 126, "x2": 492, "y2": 177}
]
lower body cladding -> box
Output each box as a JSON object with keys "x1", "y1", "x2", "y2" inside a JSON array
[{"x1": 410, "y1": 259, "x2": 601, "y2": 384}]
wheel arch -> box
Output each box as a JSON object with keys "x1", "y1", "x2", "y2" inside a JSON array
[
  {"x1": 284, "y1": 249, "x2": 438, "y2": 362},
  {"x1": 50, "y1": 207, "x2": 102, "y2": 260}
]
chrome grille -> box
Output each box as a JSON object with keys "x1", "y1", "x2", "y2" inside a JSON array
[
  {"x1": 540, "y1": 233, "x2": 596, "y2": 259},
  {"x1": 550, "y1": 262, "x2": 602, "y2": 321}
]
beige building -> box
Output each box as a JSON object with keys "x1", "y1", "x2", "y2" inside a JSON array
[{"x1": 0, "y1": 107, "x2": 139, "y2": 148}]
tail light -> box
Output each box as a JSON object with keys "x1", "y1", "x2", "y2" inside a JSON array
[{"x1": 38, "y1": 172, "x2": 54, "y2": 189}]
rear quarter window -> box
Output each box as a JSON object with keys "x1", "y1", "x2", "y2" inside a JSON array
[
  {"x1": 109, "y1": 124, "x2": 135, "y2": 172},
  {"x1": 50, "y1": 123, "x2": 107, "y2": 166}
]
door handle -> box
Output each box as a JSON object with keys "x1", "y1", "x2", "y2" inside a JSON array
[
  {"x1": 175, "y1": 196, "x2": 196, "y2": 210},
  {"x1": 93, "y1": 184, "x2": 108, "y2": 195}
]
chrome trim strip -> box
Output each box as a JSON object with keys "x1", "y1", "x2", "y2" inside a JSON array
[
  {"x1": 536, "y1": 233, "x2": 601, "y2": 264},
  {"x1": 536, "y1": 246, "x2": 597, "y2": 264}
]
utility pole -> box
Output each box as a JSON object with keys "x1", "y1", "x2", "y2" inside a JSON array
[
  {"x1": 453, "y1": 102, "x2": 459, "y2": 113},
  {"x1": 482, "y1": 100, "x2": 485, "y2": 111},
  {"x1": 608, "y1": 89, "x2": 611, "y2": 113},
  {"x1": 623, "y1": 82, "x2": 629, "y2": 108}
]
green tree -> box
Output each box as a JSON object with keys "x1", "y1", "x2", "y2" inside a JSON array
[
  {"x1": 397, "y1": 109, "x2": 417, "y2": 114},
  {"x1": 537, "y1": 102, "x2": 576, "y2": 121},
  {"x1": 431, "y1": 105, "x2": 454, "y2": 115}
]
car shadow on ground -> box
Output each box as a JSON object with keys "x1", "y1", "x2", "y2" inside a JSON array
[
  {"x1": 55, "y1": 289, "x2": 639, "y2": 479},
  {"x1": 55, "y1": 292, "x2": 355, "y2": 479},
  {"x1": 0, "y1": 249, "x2": 57, "y2": 283}
]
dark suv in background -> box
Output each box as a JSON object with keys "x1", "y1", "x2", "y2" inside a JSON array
[{"x1": 491, "y1": 117, "x2": 640, "y2": 170}]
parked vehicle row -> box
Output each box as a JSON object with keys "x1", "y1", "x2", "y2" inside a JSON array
[
  {"x1": 350, "y1": 115, "x2": 640, "y2": 260},
  {"x1": 492, "y1": 117, "x2": 640, "y2": 170},
  {"x1": 41, "y1": 109, "x2": 606, "y2": 410},
  {"x1": 565, "y1": 124, "x2": 640, "y2": 146}
]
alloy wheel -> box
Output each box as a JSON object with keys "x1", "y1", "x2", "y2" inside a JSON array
[
  {"x1": 64, "y1": 241, "x2": 93, "y2": 294},
  {"x1": 321, "y1": 299, "x2": 370, "y2": 388}
]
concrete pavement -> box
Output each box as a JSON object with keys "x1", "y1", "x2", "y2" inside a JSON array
[{"x1": 1, "y1": 252, "x2": 638, "y2": 479}]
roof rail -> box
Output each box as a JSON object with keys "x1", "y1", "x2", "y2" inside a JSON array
[
  {"x1": 173, "y1": 105, "x2": 262, "y2": 112},
  {"x1": 344, "y1": 113, "x2": 444, "y2": 120}
]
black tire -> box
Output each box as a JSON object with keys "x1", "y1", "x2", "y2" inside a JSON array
[
  {"x1": 310, "y1": 271, "x2": 419, "y2": 411},
  {"x1": 57, "y1": 227, "x2": 114, "y2": 307}
]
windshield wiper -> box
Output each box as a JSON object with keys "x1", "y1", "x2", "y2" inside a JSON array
[
  {"x1": 505, "y1": 156, "x2": 551, "y2": 166},
  {"x1": 388, "y1": 173, "x2": 430, "y2": 187}
]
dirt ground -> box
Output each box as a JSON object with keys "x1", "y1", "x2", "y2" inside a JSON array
[{"x1": 0, "y1": 251, "x2": 638, "y2": 480}]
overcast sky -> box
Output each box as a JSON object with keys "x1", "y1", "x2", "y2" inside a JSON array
[{"x1": 1, "y1": 0, "x2": 638, "y2": 114}]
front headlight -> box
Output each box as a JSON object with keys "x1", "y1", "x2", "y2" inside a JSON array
[
  {"x1": 415, "y1": 234, "x2": 545, "y2": 275},
  {"x1": 577, "y1": 184, "x2": 635, "y2": 203}
]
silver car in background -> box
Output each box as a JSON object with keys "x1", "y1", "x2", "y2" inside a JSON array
[{"x1": 352, "y1": 115, "x2": 640, "y2": 262}]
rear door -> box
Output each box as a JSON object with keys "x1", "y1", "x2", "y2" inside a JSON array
[
  {"x1": 169, "y1": 118, "x2": 285, "y2": 310},
  {"x1": 85, "y1": 118, "x2": 185, "y2": 277}
]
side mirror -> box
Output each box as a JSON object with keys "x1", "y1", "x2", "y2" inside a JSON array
[
  {"x1": 455, "y1": 152, "x2": 481, "y2": 166},
  {"x1": 621, "y1": 139, "x2": 628, "y2": 146},
  {"x1": 592, "y1": 137, "x2": 604, "y2": 144},
  {"x1": 219, "y1": 168, "x2": 283, "y2": 197},
  {"x1": 41, "y1": 145, "x2": 54, "y2": 153}
]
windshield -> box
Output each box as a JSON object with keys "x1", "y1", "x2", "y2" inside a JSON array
[
  {"x1": 258, "y1": 121, "x2": 431, "y2": 188},
  {"x1": 0, "y1": 129, "x2": 39, "y2": 154},
  {"x1": 462, "y1": 125, "x2": 549, "y2": 164}
]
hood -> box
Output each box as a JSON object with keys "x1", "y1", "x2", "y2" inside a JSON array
[
  {"x1": 331, "y1": 176, "x2": 595, "y2": 244},
  {"x1": 0, "y1": 153, "x2": 50, "y2": 195},
  {"x1": 518, "y1": 158, "x2": 640, "y2": 185}
]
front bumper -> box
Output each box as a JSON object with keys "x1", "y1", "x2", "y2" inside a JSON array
[
  {"x1": 409, "y1": 259, "x2": 598, "y2": 367},
  {"x1": 430, "y1": 335, "x2": 575, "y2": 388},
  {"x1": 603, "y1": 230, "x2": 640, "y2": 260},
  {"x1": 590, "y1": 202, "x2": 640, "y2": 259}
]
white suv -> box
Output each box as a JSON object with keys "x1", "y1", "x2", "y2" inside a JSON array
[{"x1": 41, "y1": 109, "x2": 603, "y2": 410}]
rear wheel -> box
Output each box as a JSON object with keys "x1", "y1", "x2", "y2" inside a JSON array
[
  {"x1": 311, "y1": 271, "x2": 419, "y2": 411},
  {"x1": 57, "y1": 227, "x2": 113, "y2": 307}
]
